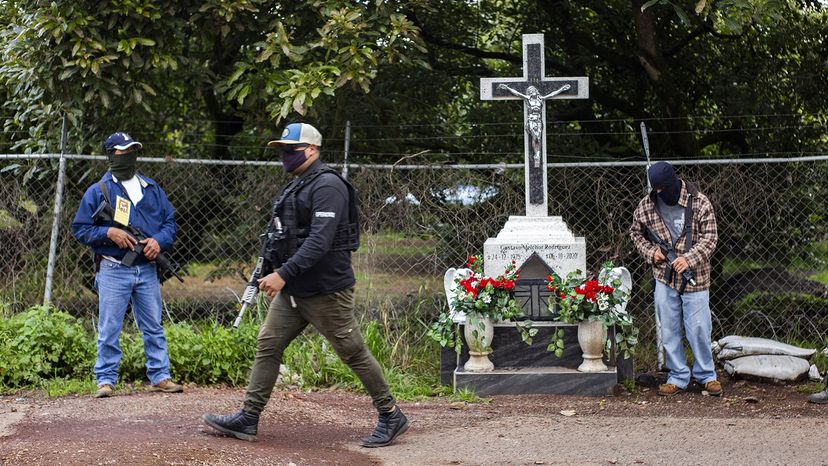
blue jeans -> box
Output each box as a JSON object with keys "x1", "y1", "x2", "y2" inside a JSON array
[
  {"x1": 655, "y1": 280, "x2": 717, "y2": 389},
  {"x1": 94, "y1": 260, "x2": 172, "y2": 386}
]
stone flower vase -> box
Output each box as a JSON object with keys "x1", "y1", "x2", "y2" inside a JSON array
[
  {"x1": 463, "y1": 313, "x2": 495, "y2": 372},
  {"x1": 577, "y1": 319, "x2": 608, "y2": 372}
]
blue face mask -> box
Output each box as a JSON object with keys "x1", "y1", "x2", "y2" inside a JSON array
[{"x1": 279, "y1": 147, "x2": 307, "y2": 173}]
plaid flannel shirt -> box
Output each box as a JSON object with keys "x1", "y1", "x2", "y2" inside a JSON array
[{"x1": 629, "y1": 181, "x2": 718, "y2": 292}]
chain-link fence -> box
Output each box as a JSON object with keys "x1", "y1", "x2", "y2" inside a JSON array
[{"x1": 2, "y1": 154, "x2": 827, "y2": 351}]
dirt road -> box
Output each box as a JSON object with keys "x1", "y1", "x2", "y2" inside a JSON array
[{"x1": 1, "y1": 381, "x2": 825, "y2": 465}]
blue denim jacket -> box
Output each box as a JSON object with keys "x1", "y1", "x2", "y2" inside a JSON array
[{"x1": 72, "y1": 171, "x2": 177, "y2": 263}]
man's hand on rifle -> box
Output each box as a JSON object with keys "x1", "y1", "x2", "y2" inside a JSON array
[
  {"x1": 107, "y1": 227, "x2": 137, "y2": 250},
  {"x1": 672, "y1": 256, "x2": 689, "y2": 274},
  {"x1": 140, "y1": 238, "x2": 161, "y2": 260},
  {"x1": 652, "y1": 248, "x2": 667, "y2": 265},
  {"x1": 258, "y1": 272, "x2": 285, "y2": 298}
]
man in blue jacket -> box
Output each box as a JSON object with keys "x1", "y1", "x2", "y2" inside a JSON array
[{"x1": 72, "y1": 132, "x2": 182, "y2": 398}]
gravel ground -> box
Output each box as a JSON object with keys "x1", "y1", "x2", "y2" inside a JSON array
[{"x1": 1, "y1": 376, "x2": 826, "y2": 465}]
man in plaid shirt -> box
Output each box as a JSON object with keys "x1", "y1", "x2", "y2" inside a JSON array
[{"x1": 630, "y1": 161, "x2": 722, "y2": 397}]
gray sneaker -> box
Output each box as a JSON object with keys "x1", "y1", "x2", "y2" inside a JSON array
[
  {"x1": 95, "y1": 384, "x2": 114, "y2": 398},
  {"x1": 808, "y1": 388, "x2": 828, "y2": 404}
]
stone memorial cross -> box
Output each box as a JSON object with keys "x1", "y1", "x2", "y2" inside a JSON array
[{"x1": 480, "y1": 34, "x2": 589, "y2": 217}]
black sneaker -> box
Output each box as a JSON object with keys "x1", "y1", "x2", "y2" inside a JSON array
[
  {"x1": 809, "y1": 388, "x2": 828, "y2": 404},
  {"x1": 203, "y1": 409, "x2": 259, "y2": 441},
  {"x1": 361, "y1": 406, "x2": 410, "y2": 448}
]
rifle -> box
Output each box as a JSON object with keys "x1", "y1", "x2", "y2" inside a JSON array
[
  {"x1": 232, "y1": 218, "x2": 285, "y2": 328},
  {"x1": 644, "y1": 225, "x2": 696, "y2": 290},
  {"x1": 91, "y1": 201, "x2": 183, "y2": 283},
  {"x1": 232, "y1": 253, "x2": 271, "y2": 328},
  {"x1": 639, "y1": 122, "x2": 653, "y2": 195}
]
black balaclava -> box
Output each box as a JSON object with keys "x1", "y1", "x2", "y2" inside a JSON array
[
  {"x1": 108, "y1": 151, "x2": 138, "y2": 180},
  {"x1": 648, "y1": 161, "x2": 682, "y2": 206}
]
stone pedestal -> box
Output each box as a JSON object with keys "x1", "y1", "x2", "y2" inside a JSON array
[
  {"x1": 443, "y1": 322, "x2": 626, "y2": 396},
  {"x1": 455, "y1": 366, "x2": 616, "y2": 396}
]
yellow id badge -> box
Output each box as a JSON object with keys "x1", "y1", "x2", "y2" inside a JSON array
[{"x1": 113, "y1": 195, "x2": 131, "y2": 226}]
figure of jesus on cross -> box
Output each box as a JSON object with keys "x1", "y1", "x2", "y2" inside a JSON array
[
  {"x1": 481, "y1": 34, "x2": 589, "y2": 217},
  {"x1": 497, "y1": 83, "x2": 572, "y2": 168}
]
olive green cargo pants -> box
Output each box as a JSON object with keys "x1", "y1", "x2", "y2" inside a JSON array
[{"x1": 243, "y1": 287, "x2": 396, "y2": 414}]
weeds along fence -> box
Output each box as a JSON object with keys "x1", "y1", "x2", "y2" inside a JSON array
[{"x1": 1, "y1": 153, "x2": 827, "y2": 349}]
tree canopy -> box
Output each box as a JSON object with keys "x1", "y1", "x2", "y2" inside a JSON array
[{"x1": 0, "y1": 0, "x2": 825, "y2": 162}]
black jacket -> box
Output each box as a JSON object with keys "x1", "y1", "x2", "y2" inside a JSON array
[{"x1": 276, "y1": 160, "x2": 355, "y2": 297}]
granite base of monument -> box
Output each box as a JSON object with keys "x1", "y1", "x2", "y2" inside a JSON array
[
  {"x1": 454, "y1": 366, "x2": 617, "y2": 396},
  {"x1": 440, "y1": 322, "x2": 633, "y2": 396}
]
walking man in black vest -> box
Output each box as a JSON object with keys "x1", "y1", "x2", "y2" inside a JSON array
[
  {"x1": 630, "y1": 161, "x2": 721, "y2": 397},
  {"x1": 203, "y1": 123, "x2": 409, "y2": 447}
]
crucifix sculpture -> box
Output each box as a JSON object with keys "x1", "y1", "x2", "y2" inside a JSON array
[{"x1": 480, "y1": 34, "x2": 589, "y2": 217}]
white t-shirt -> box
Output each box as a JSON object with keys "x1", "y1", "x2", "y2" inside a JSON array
[{"x1": 120, "y1": 175, "x2": 144, "y2": 205}]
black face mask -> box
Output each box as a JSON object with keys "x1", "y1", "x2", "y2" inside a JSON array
[
  {"x1": 108, "y1": 151, "x2": 138, "y2": 180},
  {"x1": 279, "y1": 148, "x2": 308, "y2": 173},
  {"x1": 648, "y1": 161, "x2": 682, "y2": 206}
]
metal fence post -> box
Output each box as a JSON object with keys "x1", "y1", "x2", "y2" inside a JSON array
[
  {"x1": 342, "y1": 120, "x2": 351, "y2": 180},
  {"x1": 43, "y1": 114, "x2": 69, "y2": 306}
]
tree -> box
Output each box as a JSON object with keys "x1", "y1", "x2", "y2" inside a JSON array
[
  {"x1": 0, "y1": 0, "x2": 426, "y2": 157},
  {"x1": 396, "y1": 0, "x2": 827, "y2": 161}
]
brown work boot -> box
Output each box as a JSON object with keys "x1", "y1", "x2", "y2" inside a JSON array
[
  {"x1": 704, "y1": 380, "x2": 723, "y2": 397},
  {"x1": 95, "y1": 384, "x2": 114, "y2": 398},
  {"x1": 658, "y1": 383, "x2": 683, "y2": 396},
  {"x1": 150, "y1": 379, "x2": 183, "y2": 393}
]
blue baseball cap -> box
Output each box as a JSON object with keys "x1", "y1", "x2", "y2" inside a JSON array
[
  {"x1": 104, "y1": 132, "x2": 143, "y2": 152},
  {"x1": 267, "y1": 123, "x2": 323, "y2": 147}
]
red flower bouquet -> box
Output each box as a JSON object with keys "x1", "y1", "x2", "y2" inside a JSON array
[
  {"x1": 546, "y1": 261, "x2": 638, "y2": 358},
  {"x1": 429, "y1": 255, "x2": 537, "y2": 353}
]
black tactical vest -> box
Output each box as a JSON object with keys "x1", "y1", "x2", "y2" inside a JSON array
[{"x1": 266, "y1": 168, "x2": 360, "y2": 265}]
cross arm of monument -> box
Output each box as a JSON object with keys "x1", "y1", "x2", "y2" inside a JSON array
[{"x1": 481, "y1": 77, "x2": 587, "y2": 101}]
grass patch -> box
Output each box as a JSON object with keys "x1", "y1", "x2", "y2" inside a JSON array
[
  {"x1": 353, "y1": 271, "x2": 442, "y2": 301},
  {"x1": 787, "y1": 338, "x2": 828, "y2": 373},
  {"x1": 787, "y1": 240, "x2": 828, "y2": 285},
  {"x1": 720, "y1": 241, "x2": 828, "y2": 285},
  {"x1": 810, "y1": 270, "x2": 828, "y2": 286},
  {"x1": 356, "y1": 231, "x2": 436, "y2": 257},
  {"x1": 39, "y1": 376, "x2": 98, "y2": 397},
  {"x1": 720, "y1": 258, "x2": 764, "y2": 277},
  {"x1": 450, "y1": 387, "x2": 487, "y2": 403},
  {"x1": 182, "y1": 261, "x2": 215, "y2": 278},
  {"x1": 795, "y1": 381, "x2": 825, "y2": 395},
  {"x1": 0, "y1": 291, "x2": 452, "y2": 400},
  {"x1": 629, "y1": 341, "x2": 659, "y2": 372}
]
